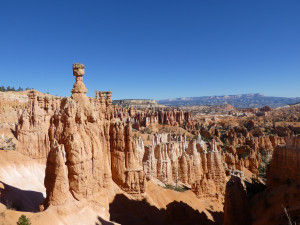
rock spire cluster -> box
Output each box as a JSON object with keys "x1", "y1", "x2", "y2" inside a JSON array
[{"x1": 15, "y1": 63, "x2": 228, "y2": 216}]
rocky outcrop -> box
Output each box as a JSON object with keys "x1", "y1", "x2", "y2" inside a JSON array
[
  {"x1": 110, "y1": 122, "x2": 145, "y2": 194},
  {"x1": 143, "y1": 133, "x2": 226, "y2": 199},
  {"x1": 219, "y1": 126, "x2": 286, "y2": 174},
  {"x1": 114, "y1": 107, "x2": 193, "y2": 130},
  {"x1": 16, "y1": 91, "x2": 56, "y2": 161},
  {"x1": 43, "y1": 140, "x2": 69, "y2": 208},
  {"x1": 245, "y1": 135, "x2": 300, "y2": 225},
  {"x1": 15, "y1": 64, "x2": 146, "y2": 213},
  {"x1": 191, "y1": 140, "x2": 226, "y2": 200},
  {"x1": 223, "y1": 176, "x2": 251, "y2": 225},
  {"x1": 43, "y1": 64, "x2": 146, "y2": 209},
  {"x1": 267, "y1": 135, "x2": 300, "y2": 188},
  {"x1": 42, "y1": 64, "x2": 112, "y2": 208},
  {"x1": 14, "y1": 63, "x2": 235, "y2": 214}
]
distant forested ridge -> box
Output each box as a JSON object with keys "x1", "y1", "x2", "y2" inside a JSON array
[{"x1": 0, "y1": 86, "x2": 33, "y2": 92}]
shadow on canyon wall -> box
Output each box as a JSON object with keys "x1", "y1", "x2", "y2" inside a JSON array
[
  {"x1": 109, "y1": 194, "x2": 223, "y2": 225},
  {"x1": 96, "y1": 216, "x2": 115, "y2": 225},
  {"x1": 0, "y1": 181, "x2": 44, "y2": 212}
]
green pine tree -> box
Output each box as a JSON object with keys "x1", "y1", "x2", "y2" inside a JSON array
[{"x1": 17, "y1": 215, "x2": 31, "y2": 225}]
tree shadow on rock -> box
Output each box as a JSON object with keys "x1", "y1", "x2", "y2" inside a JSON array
[
  {"x1": 0, "y1": 181, "x2": 44, "y2": 212},
  {"x1": 109, "y1": 194, "x2": 223, "y2": 225}
]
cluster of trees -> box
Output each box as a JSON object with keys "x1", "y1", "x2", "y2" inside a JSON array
[{"x1": 0, "y1": 86, "x2": 33, "y2": 92}]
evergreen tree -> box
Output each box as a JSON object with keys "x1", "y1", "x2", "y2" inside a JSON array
[{"x1": 17, "y1": 215, "x2": 31, "y2": 225}]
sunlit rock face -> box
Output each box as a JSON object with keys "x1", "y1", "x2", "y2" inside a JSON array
[
  {"x1": 267, "y1": 135, "x2": 300, "y2": 188},
  {"x1": 143, "y1": 134, "x2": 226, "y2": 200},
  {"x1": 16, "y1": 64, "x2": 146, "y2": 214},
  {"x1": 16, "y1": 63, "x2": 229, "y2": 216},
  {"x1": 16, "y1": 90, "x2": 60, "y2": 161},
  {"x1": 113, "y1": 107, "x2": 193, "y2": 131}
]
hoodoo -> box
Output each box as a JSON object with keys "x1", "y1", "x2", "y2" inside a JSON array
[{"x1": 2, "y1": 63, "x2": 298, "y2": 224}]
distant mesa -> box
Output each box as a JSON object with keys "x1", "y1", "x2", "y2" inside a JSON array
[{"x1": 158, "y1": 93, "x2": 300, "y2": 108}]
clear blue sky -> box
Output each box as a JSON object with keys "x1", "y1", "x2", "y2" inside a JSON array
[{"x1": 0, "y1": 0, "x2": 299, "y2": 100}]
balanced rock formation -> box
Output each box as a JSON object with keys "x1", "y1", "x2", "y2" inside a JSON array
[{"x1": 15, "y1": 64, "x2": 146, "y2": 216}]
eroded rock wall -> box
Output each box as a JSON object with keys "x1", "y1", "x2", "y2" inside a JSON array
[
  {"x1": 267, "y1": 135, "x2": 300, "y2": 188},
  {"x1": 16, "y1": 64, "x2": 146, "y2": 212},
  {"x1": 143, "y1": 134, "x2": 226, "y2": 199},
  {"x1": 113, "y1": 107, "x2": 193, "y2": 130},
  {"x1": 16, "y1": 92, "x2": 59, "y2": 161}
]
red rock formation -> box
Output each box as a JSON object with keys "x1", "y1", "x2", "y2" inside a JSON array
[
  {"x1": 110, "y1": 122, "x2": 145, "y2": 194},
  {"x1": 16, "y1": 91, "x2": 55, "y2": 161},
  {"x1": 143, "y1": 134, "x2": 226, "y2": 200},
  {"x1": 43, "y1": 64, "x2": 114, "y2": 208},
  {"x1": 43, "y1": 139, "x2": 70, "y2": 208},
  {"x1": 221, "y1": 125, "x2": 286, "y2": 174},
  {"x1": 113, "y1": 107, "x2": 193, "y2": 130},
  {"x1": 267, "y1": 135, "x2": 300, "y2": 188},
  {"x1": 192, "y1": 140, "x2": 226, "y2": 200},
  {"x1": 16, "y1": 64, "x2": 146, "y2": 212},
  {"x1": 223, "y1": 175, "x2": 251, "y2": 225},
  {"x1": 245, "y1": 135, "x2": 300, "y2": 225}
]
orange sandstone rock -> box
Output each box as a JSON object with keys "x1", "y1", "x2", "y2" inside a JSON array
[{"x1": 267, "y1": 135, "x2": 300, "y2": 188}]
